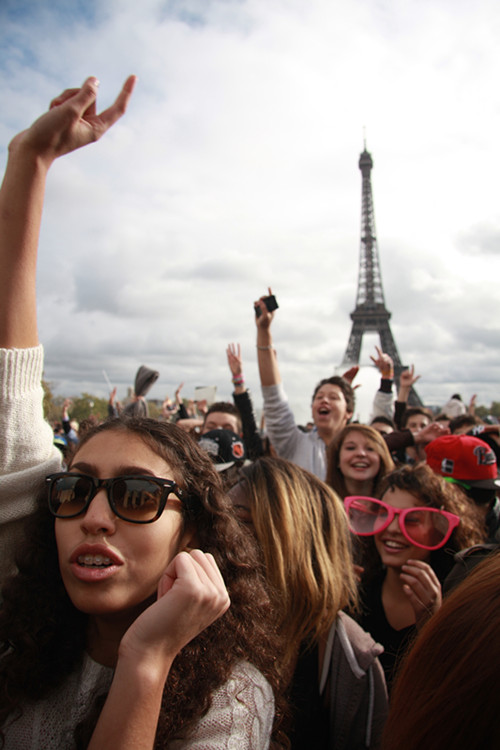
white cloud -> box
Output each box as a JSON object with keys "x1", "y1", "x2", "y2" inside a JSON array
[{"x1": 1, "y1": 0, "x2": 500, "y2": 423}]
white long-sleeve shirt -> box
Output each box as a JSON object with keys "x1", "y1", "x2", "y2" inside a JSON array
[{"x1": 262, "y1": 383, "x2": 327, "y2": 479}]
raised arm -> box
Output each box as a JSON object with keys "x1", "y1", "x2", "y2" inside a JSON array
[
  {"x1": 395, "y1": 365, "x2": 421, "y2": 427},
  {"x1": 254, "y1": 288, "x2": 281, "y2": 387},
  {"x1": 0, "y1": 75, "x2": 136, "y2": 348},
  {"x1": 0, "y1": 76, "x2": 136, "y2": 584},
  {"x1": 227, "y1": 342, "x2": 264, "y2": 459},
  {"x1": 227, "y1": 342, "x2": 245, "y2": 395},
  {"x1": 370, "y1": 346, "x2": 395, "y2": 420}
]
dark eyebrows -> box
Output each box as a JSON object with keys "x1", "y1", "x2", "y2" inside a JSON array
[{"x1": 69, "y1": 461, "x2": 161, "y2": 477}]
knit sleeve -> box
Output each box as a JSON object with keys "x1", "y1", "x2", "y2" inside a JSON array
[
  {"x1": 168, "y1": 662, "x2": 275, "y2": 750},
  {"x1": 0, "y1": 346, "x2": 62, "y2": 584}
]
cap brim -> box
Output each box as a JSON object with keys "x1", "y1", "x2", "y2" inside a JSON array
[
  {"x1": 213, "y1": 458, "x2": 252, "y2": 472},
  {"x1": 466, "y1": 477, "x2": 500, "y2": 490},
  {"x1": 214, "y1": 461, "x2": 235, "y2": 472}
]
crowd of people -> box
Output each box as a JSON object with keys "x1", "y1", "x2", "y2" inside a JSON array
[{"x1": 1, "y1": 75, "x2": 499, "y2": 749}]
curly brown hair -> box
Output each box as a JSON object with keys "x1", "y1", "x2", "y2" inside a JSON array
[
  {"x1": 357, "y1": 462, "x2": 486, "y2": 583},
  {"x1": 0, "y1": 418, "x2": 287, "y2": 748}
]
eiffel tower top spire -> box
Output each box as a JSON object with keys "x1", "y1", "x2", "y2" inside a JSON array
[
  {"x1": 355, "y1": 147, "x2": 387, "y2": 311},
  {"x1": 341, "y1": 146, "x2": 422, "y2": 405}
]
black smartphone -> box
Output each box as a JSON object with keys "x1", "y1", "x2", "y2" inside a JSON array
[{"x1": 255, "y1": 294, "x2": 279, "y2": 318}]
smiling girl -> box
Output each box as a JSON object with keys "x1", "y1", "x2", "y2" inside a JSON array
[
  {"x1": 344, "y1": 463, "x2": 484, "y2": 689},
  {"x1": 326, "y1": 424, "x2": 395, "y2": 500},
  {"x1": 0, "y1": 76, "x2": 284, "y2": 749}
]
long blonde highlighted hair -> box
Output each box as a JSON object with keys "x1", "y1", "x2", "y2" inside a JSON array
[{"x1": 237, "y1": 457, "x2": 358, "y2": 667}]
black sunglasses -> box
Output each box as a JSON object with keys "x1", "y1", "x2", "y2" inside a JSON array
[{"x1": 46, "y1": 473, "x2": 187, "y2": 524}]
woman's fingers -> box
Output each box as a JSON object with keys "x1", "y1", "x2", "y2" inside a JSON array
[
  {"x1": 161, "y1": 550, "x2": 229, "y2": 614},
  {"x1": 188, "y1": 549, "x2": 229, "y2": 597},
  {"x1": 122, "y1": 550, "x2": 230, "y2": 663},
  {"x1": 401, "y1": 560, "x2": 442, "y2": 626},
  {"x1": 50, "y1": 87, "x2": 81, "y2": 109},
  {"x1": 157, "y1": 550, "x2": 230, "y2": 633},
  {"x1": 16, "y1": 75, "x2": 136, "y2": 165},
  {"x1": 92, "y1": 75, "x2": 136, "y2": 135}
]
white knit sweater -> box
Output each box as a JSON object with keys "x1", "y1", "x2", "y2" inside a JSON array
[
  {"x1": 0, "y1": 346, "x2": 62, "y2": 586},
  {"x1": 2, "y1": 655, "x2": 274, "y2": 749}
]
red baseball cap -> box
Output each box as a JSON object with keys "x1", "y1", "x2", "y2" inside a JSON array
[{"x1": 425, "y1": 435, "x2": 500, "y2": 490}]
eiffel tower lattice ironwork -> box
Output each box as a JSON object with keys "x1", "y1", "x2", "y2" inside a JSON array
[{"x1": 341, "y1": 145, "x2": 422, "y2": 406}]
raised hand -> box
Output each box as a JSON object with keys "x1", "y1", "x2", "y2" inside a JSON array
[
  {"x1": 400, "y1": 559, "x2": 442, "y2": 628},
  {"x1": 175, "y1": 383, "x2": 184, "y2": 404},
  {"x1": 196, "y1": 399, "x2": 208, "y2": 416},
  {"x1": 255, "y1": 287, "x2": 281, "y2": 387},
  {"x1": 0, "y1": 75, "x2": 136, "y2": 348},
  {"x1": 414, "y1": 421, "x2": 450, "y2": 445},
  {"x1": 468, "y1": 394, "x2": 477, "y2": 415},
  {"x1": 254, "y1": 287, "x2": 276, "y2": 330},
  {"x1": 226, "y1": 343, "x2": 243, "y2": 378},
  {"x1": 10, "y1": 75, "x2": 136, "y2": 167},
  {"x1": 341, "y1": 365, "x2": 360, "y2": 386},
  {"x1": 370, "y1": 346, "x2": 394, "y2": 378},
  {"x1": 399, "y1": 365, "x2": 420, "y2": 390}
]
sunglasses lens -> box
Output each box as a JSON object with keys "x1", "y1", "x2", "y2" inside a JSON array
[
  {"x1": 346, "y1": 498, "x2": 389, "y2": 535},
  {"x1": 49, "y1": 475, "x2": 93, "y2": 516},
  {"x1": 111, "y1": 478, "x2": 164, "y2": 521},
  {"x1": 402, "y1": 509, "x2": 451, "y2": 548}
]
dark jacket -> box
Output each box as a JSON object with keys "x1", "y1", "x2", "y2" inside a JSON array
[
  {"x1": 290, "y1": 612, "x2": 388, "y2": 750},
  {"x1": 233, "y1": 389, "x2": 265, "y2": 460},
  {"x1": 327, "y1": 612, "x2": 388, "y2": 749}
]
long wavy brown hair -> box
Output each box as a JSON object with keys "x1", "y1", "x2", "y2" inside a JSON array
[{"x1": 0, "y1": 418, "x2": 287, "y2": 748}]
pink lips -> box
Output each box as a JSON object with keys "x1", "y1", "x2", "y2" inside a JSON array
[
  {"x1": 379, "y1": 537, "x2": 408, "y2": 554},
  {"x1": 69, "y1": 543, "x2": 124, "y2": 583}
]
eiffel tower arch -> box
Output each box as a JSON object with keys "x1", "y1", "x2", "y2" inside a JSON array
[{"x1": 341, "y1": 146, "x2": 422, "y2": 406}]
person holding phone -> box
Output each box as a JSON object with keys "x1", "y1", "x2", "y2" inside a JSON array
[{"x1": 254, "y1": 289, "x2": 355, "y2": 480}]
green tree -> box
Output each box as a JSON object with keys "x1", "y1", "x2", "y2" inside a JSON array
[
  {"x1": 42, "y1": 379, "x2": 65, "y2": 424},
  {"x1": 42, "y1": 378, "x2": 54, "y2": 421},
  {"x1": 70, "y1": 393, "x2": 109, "y2": 423},
  {"x1": 476, "y1": 402, "x2": 500, "y2": 419}
]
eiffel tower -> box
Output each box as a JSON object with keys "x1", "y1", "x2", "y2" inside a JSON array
[{"x1": 341, "y1": 144, "x2": 422, "y2": 405}]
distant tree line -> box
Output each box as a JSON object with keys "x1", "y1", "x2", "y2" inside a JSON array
[
  {"x1": 42, "y1": 380, "x2": 162, "y2": 424},
  {"x1": 42, "y1": 379, "x2": 499, "y2": 425},
  {"x1": 475, "y1": 402, "x2": 500, "y2": 419}
]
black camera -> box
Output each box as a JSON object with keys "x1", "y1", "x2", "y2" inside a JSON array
[{"x1": 254, "y1": 294, "x2": 279, "y2": 318}]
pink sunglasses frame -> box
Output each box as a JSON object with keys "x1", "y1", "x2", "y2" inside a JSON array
[{"x1": 343, "y1": 495, "x2": 461, "y2": 550}]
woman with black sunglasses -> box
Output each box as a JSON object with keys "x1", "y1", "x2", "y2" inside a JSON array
[
  {"x1": 346, "y1": 463, "x2": 485, "y2": 690},
  {"x1": 0, "y1": 77, "x2": 285, "y2": 749}
]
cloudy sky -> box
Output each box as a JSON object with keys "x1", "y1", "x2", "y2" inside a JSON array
[{"x1": 1, "y1": 0, "x2": 499, "y2": 424}]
